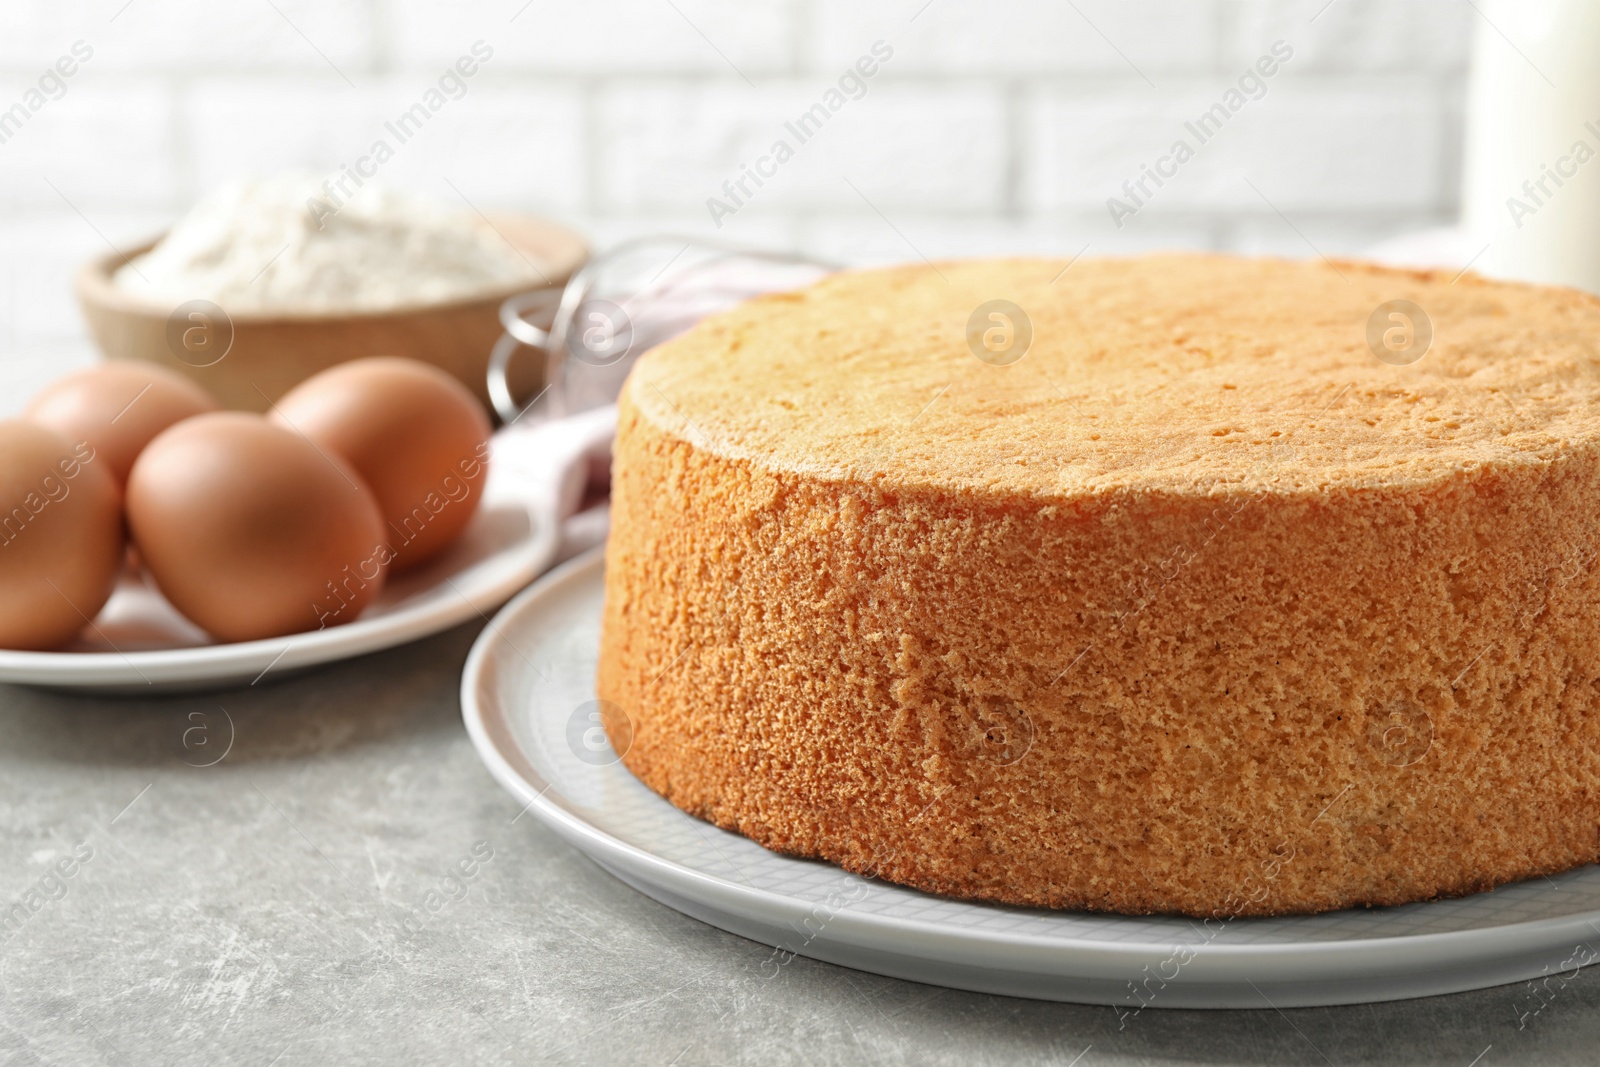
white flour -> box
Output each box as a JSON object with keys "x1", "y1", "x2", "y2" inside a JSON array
[{"x1": 115, "y1": 173, "x2": 546, "y2": 312}]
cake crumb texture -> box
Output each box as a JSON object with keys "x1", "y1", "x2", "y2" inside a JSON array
[{"x1": 598, "y1": 254, "x2": 1600, "y2": 917}]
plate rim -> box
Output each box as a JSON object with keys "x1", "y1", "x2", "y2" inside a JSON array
[
  {"x1": 461, "y1": 548, "x2": 1600, "y2": 996},
  {"x1": 0, "y1": 497, "x2": 559, "y2": 688}
]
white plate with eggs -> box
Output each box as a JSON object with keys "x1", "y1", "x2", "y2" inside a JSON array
[{"x1": 0, "y1": 424, "x2": 564, "y2": 695}]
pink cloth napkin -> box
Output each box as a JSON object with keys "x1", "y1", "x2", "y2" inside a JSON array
[
  {"x1": 490, "y1": 404, "x2": 616, "y2": 566},
  {"x1": 494, "y1": 249, "x2": 833, "y2": 569}
]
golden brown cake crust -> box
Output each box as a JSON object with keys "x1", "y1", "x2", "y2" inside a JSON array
[{"x1": 597, "y1": 254, "x2": 1600, "y2": 918}]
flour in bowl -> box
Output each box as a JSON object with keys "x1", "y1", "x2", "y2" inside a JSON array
[{"x1": 115, "y1": 173, "x2": 547, "y2": 313}]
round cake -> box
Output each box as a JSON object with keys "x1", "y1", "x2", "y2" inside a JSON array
[{"x1": 596, "y1": 253, "x2": 1600, "y2": 918}]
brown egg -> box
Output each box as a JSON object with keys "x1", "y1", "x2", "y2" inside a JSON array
[
  {"x1": 0, "y1": 421, "x2": 124, "y2": 650},
  {"x1": 25, "y1": 361, "x2": 218, "y2": 488},
  {"x1": 126, "y1": 412, "x2": 388, "y2": 643},
  {"x1": 270, "y1": 357, "x2": 492, "y2": 572}
]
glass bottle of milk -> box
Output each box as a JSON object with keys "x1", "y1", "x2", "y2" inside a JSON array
[{"x1": 1461, "y1": 0, "x2": 1600, "y2": 294}]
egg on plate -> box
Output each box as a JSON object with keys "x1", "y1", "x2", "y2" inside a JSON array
[
  {"x1": 271, "y1": 357, "x2": 491, "y2": 572},
  {"x1": 126, "y1": 412, "x2": 388, "y2": 643},
  {"x1": 0, "y1": 420, "x2": 124, "y2": 650},
  {"x1": 26, "y1": 361, "x2": 218, "y2": 488}
]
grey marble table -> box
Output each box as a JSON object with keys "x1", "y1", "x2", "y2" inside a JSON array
[{"x1": 1, "y1": 620, "x2": 1596, "y2": 1067}]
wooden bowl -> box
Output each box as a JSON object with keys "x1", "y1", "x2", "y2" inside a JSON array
[{"x1": 75, "y1": 214, "x2": 587, "y2": 416}]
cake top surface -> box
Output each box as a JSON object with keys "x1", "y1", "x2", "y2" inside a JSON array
[{"x1": 625, "y1": 254, "x2": 1600, "y2": 498}]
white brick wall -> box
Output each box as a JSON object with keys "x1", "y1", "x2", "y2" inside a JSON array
[
  {"x1": 0, "y1": 0, "x2": 1472, "y2": 379},
  {"x1": 1225, "y1": 0, "x2": 1472, "y2": 72},
  {"x1": 813, "y1": 0, "x2": 1222, "y2": 74},
  {"x1": 183, "y1": 79, "x2": 588, "y2": 210},
  {"x1": 598, "y1": 83, "x2": 1008, "y2": 212},
  {"x1": 1026, "y1": 80, "x2": 1445, "y2": 214},
  {"x1": 391, "y1": 0, "x2": 797, "y2": 74},
  {"x1": 0, "y1": 1, "x2": 374, "y2": 71}
]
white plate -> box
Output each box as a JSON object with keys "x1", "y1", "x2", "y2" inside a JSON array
[
  {"x1": 462, "y1": 549, "x2": 1600, "y2": 1009},
  {"x1": 0, "y1": 432, "x2": 561, "y2": 693}
]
